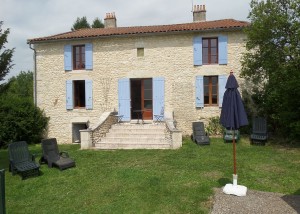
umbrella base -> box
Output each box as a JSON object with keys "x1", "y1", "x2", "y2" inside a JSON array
[{"x1": 223, "y1": 184, "x2": 247, "y2": 196}]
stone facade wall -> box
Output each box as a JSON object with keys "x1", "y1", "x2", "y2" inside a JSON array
[{"x1": 35, "y1": 31, "x2": 246, "y2": 143}]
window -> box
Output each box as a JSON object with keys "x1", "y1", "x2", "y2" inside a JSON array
[
  {"x1": 73, "y1": 45, "x2": 85, "y2": 70},
  {"x1": 137, "y1": 48, "x2": 144, "y2": 57},
  {"x1": 195, "y1": 75, "x2": 226, "y2": 108},
  {"x1": 202, "y1": 38, "x2": 218, "y2": 64},
  {"x1": 66, "y1": 80, "x2": 93, "y2": 110},
  {"x1": 74, "y1": 80, "x2": 86, "y2": 107},
  {"x1": 193, "y1": 36, "x2": 227, "y2": 66},
  {"x1": 204, "y1": 76, "x2": 218, "y2": 106},
  {"x1": 64, "y1": 44, "x2": 93, "y2": 71}
]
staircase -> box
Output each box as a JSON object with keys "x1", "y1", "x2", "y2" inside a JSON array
[{"x1": 94, "y1": 123, "x2": 171, "y2": 149}]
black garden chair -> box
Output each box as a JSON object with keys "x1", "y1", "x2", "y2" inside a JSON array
[
  {"x1": 40, "y1": 138, "x2": 75, "y2": 171},
  {"x1": 8, "y1": 141, "x2": 41, "y2": 180},
  {"x1": 192, "y1": 122, "x2": 210, "y2": 145}
]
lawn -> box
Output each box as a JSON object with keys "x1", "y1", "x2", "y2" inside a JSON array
[{"x1": 1, "y1": 138, "x2": 300, "y2": 214}]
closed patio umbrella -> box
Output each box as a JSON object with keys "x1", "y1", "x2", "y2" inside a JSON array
[{"x1": 220, "y1": 72, "x2": 248, "y2": 196}]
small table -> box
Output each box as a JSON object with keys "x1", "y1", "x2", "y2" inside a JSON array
[{"x1": 133, "y1": 110, "x2": 144, "y2": 124}]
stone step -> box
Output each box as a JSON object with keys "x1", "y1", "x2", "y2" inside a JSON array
[
  {"x1": 94, "y1": 142, "x2": 171, "y2": 150},
  {"x1": 106, "y1": 132, "x2": 166, "y2": 138},
  {"x1": 107, "y1": 129, "x2": 166, "y2": 134},
  {"x1": 111, "y1": 124, "x2": 165, "y2": 130},
  {"x1": 100, "y1": 137, "x2": 166, "y2": 143}
]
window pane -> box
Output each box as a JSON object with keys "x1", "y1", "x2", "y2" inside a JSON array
[
  {"x1": 211, "y1": 39, "x2": 217, "y2": 47},
  {"x1": 144, "y1": 100, "x2": 152, "y2": 109},
  {"x1": 144, "y1": 79, "x2": 152, "y2": 89},
  {"x1": 203, "y1": 39, "x2": 208, "y2": 47},
  {"x1": 212, "y1": 76, "x2": 218, "y2": 84},
  {"x1": 204, "y1": 85, "x2": 209, "y2": 95},
  {"x1": 212, "y1": 95, "x2": 217, "y2": 104},
  {"x1": 204, "y1": 95, "x2": 209, "y2": 104},
  {"x1": 203, "y1": 55, "x2": 208, "y2": 64},
  {"x1": 211, "y1": 56, "x2": 217, "y2": 64},
  {"x1": 204, "y1": 77, "x2": 209, "y2": 85},
  {"x1": 211, "y1": 48, "x2": 217, "y2": 55},
  {"x1": 144, "y1": 89, "x2": 152, "y2": 100},
  {"x1": 212, "y1": 86, "x2": 217, "y2": 94}
]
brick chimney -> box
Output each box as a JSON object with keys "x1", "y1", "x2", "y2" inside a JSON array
[
  {"x1": 193, "y1": 5, "x2": 206, "y2": 22},
  {"x1": 104, "y1": 12, "x2": 117, "y2": 28}
]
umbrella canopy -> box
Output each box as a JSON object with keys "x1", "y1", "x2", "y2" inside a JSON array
[{"x1": 220, "y1": 73, "x2": 248, "y2": 130}]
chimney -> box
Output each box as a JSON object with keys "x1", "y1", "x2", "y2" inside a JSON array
[
  {"x1": 104, "y1": 12, "x2": 117, "y2": 28},
  {"x1": 193, "y1": 5, "x2": 206, "y2": 22}
]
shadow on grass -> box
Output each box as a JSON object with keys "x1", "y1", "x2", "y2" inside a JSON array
[
  {"x1": 218, "y1": 177, "x2": 231, "y2": 186},
  {"x1": 281, "y1": 189, "x2": 300, "y2": 213}
]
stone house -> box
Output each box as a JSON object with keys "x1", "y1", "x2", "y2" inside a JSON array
[{"x1": 27, "y1": 5, "x2": 249, "y2": 149}]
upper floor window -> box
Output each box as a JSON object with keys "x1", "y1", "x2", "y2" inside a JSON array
[
  {"x1": 193, "y1": 35, "x2": 227, "y2": 66},
  {"x1": 73, "y1": 45, "x2": 85, "y2": 70},
  {"x1": 202, "y1": 38, "x2": 218, "y2": 64},
  {"x1": 64, "y1": 43, "x2": 93, "y2": 71}
]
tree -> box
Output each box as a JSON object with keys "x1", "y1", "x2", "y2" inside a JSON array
[
  {"x1": 241, "y1": 0, "x2": 300, "y2": 142},
  {"x1": 71, "y1": 16, "x2": 91, "y2": 31},
  {"x1": 0, "y1": 71, "x2": 49, "y2": 148},
  {"x1": 92, "y1": 17, "x2": 104, "y2": 28},
  {"x1": 0, "y1": 21, "x2": 14, "y2": 81}
]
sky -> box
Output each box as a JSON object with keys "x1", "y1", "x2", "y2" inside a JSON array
[{"x1": 0, "y1": 0, "x2": 252, "y2": 82}]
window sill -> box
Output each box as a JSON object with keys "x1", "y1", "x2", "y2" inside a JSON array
[{"x1": 65, "y1": 69, "x2": 92, "y2": 73}]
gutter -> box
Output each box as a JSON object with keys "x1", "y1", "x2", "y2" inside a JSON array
[{"x1": 29, "y1": 43, "x2": 37, "y2": 107}]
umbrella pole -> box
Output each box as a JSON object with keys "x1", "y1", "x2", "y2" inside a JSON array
[{"x1": 233, "y1": 130, "x2": 236, "y2": 175}]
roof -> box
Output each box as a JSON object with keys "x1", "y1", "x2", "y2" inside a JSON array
[{"x1": 28, "y1": 19, "x2": 249, "y2": 43}]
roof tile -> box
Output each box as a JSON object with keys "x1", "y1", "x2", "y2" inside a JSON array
[{"x1": 28, "y1": 19, "x2": 249, "y2": 43}]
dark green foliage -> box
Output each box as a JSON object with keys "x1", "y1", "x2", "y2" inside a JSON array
[
  {"x1": 71, "y1": 16, "x2": 90, "y2": 31},
  {"x1": 92, "y1": 18, "x2": 104, "y2": 28},
  {"x1": 241, "y1": 0, "x2": 300, "y2": 143},
  {"x1": 0, "y1": 21, "x2": 14, "y2": 81},
  {"x1": 0, "y1": 71, "x2": 49, "y2": 148}
]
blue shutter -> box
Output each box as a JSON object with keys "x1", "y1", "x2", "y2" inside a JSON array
[
  {"x1": 85, "y1": 43, "x2": 93, "y2": 70},
  {"x1": 193, "y1": 36, "x2": 202, "y2": 66},
  {"x1": 66, "y1": 80, "x2": 73, "y2": 109},
  {"x1": 195, "y1": 76, "x2": 204, "y2": 108},
  {"x1": 85, "y1": 80, "x2": 93, "y2": 109},
  {"x1": 118, "y1": 78, "x2": 131, "y2": 121},
  {"x1": 153, "y1": 77, "x2": 165, "y2": 120},
  {"x1": 218, "y1": 75, "x2": 227, "y2": 107},
  {"x1": 218, "y1": 35, "x2": 228, "y2": 65},
  {"x1": 64, "y1": 45, "x2": 72, "y2": 71}
]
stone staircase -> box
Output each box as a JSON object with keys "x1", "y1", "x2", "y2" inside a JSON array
[{"x1": 94, "y1": 123, "x2": 171, "y2": 149}]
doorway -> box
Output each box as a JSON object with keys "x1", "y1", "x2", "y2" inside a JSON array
[{"x1": 130, "y1": 78, "x2": 153, "y2": 120}]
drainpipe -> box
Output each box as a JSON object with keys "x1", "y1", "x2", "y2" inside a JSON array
[{"x1": 29, "y1": 43, "x2": 37, "y2": 107}]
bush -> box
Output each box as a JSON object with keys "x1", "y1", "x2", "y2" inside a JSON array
[
  {"x1": 0, "y1": 71, "x2": 49, "y2": 148},
  {"x1": 205, "y1": 116, "x2": 224, "y2": 136}
]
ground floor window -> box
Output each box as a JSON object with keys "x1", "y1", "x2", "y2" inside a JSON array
[
  {"x1": 74, "y1": 80, "x2": 85, "y2": 108},
  {"x1": 204, "y1": 76, "x2": 218, "y2": 106}
]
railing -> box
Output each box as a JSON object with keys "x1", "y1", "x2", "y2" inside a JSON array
[
  {"x1": 164, "y1": 111, "x2": 182, "y2": 149},
  {"x1": 80, "y1": 112, "x2": 117, "y2": 149}
]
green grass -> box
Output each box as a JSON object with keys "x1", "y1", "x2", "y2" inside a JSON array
[{"x1": 1, "y1": 138, "x2": 300, "y2": 214}]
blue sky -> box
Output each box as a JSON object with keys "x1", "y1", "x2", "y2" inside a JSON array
[{"x1": 0, "y1": 0, "x2": 251, "y2": 81}]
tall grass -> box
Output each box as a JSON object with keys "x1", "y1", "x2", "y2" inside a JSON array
[{"x1": 1, "y1": 138, "x2": 300, "y2": 213}]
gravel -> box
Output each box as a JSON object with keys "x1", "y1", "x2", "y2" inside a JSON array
[{"x1": 210, "y1": 188, "x2": 300, "y2": 214}]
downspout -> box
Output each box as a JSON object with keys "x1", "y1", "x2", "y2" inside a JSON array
[{"x1": 29, "y1": 43, "x2": 37, "y2": 107}]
